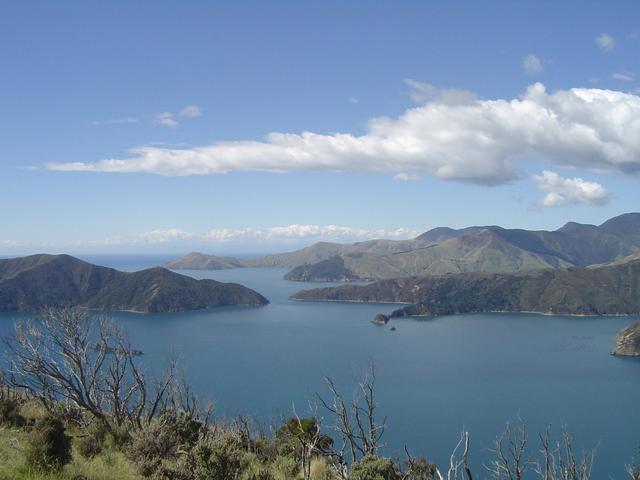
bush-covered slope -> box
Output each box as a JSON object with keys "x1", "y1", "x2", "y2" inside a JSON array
[
  {"x1": 291, "y1": 257, "x2": 640, "y2": 316},
  {"x1": 0, "y1": 254, "x2": 269, "y2": 312}
]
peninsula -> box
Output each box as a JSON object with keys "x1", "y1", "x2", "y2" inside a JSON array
[{"x1": 291, "y1": 255, "x2": 640, "y2": 317}]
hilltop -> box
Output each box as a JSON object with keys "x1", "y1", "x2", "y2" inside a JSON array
[{"x1": 0, "y1": 254, "x2": 269, "y2": 313}]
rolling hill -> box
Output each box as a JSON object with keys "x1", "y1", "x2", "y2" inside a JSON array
[{"x1": 0, "y1": 254, "x2": 269, "y2": 313}]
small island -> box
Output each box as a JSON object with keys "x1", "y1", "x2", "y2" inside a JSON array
[{"x1": 371, "y1": 313, "x2": 389, "y2": 325}]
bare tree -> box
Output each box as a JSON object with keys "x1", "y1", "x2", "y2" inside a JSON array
[
  {"x1": 316, "y1": 362, "x2": 387, "y2": 473},
  {"x1": 2, "y1": 308, "x2": 186, "y2": 431},
  {"x1": 433, "y1": 431, "x2": 473, "y2": 480},
  {"x1": 289, "y1": 402, "x2": 332, "y2": 480},
  {"x1": 486, "y1": 421, "x2": 533, "y2": 480},
  {"x1": 534, "y1": 426, "x2": 595, "y2": 480}
]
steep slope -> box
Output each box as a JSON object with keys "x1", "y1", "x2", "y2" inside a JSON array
[
  {"x1": 291, "y1": 257, "x2": 640, "y2": 317},
  {"x1": 164, "y1": 252, "x2": 244, "y2": 270},
  {"x1": 0, "y1": 254, "x2": 269, "y2": 313}
]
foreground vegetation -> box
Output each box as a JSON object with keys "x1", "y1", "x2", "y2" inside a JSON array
[{"x1": 1, "y1": 309, "x2": 639, "y2": 479}]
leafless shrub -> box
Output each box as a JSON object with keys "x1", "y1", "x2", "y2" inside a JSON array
[
  {"x1": 316, "y1": 362, "x2": 387, "y2": 478},
  {"x1": 2, "y1": 307, "x2": 206, "y2": 432}
]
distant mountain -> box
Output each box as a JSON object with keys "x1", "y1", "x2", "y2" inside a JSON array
[
  {"x1": 0, "y1": 254, "x2": 269, "y2": 313},
  {"x1": 286, "y1": 229, "x2": 575, "y2": 281},
  {"x1": 243, "y1": 238, "x2": 431, "y2": 268},
  {"x1": 164, "y1": 252, "x2": 245, "y2": 270},
  {"x1": 284, "y1": 213, "x2": 640, "y2": 282},
  {"x1": 166, "y1": 238, "x2": 431, "y2": 270},
  {"x1": 291, "y1": 255, "x2": 640, "y2": 317}
]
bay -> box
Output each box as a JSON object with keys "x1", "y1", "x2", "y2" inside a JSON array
[{"x1": 1, "y1": 255, "x2": 638, "y2": 478}]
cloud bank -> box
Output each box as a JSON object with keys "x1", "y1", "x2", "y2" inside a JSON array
[
  {"x1": 48, "y1": 84, "x2": 640, "y2": 185},
  {"x1": 533, "y1": 170, "x2": 611, "y2": 207}
]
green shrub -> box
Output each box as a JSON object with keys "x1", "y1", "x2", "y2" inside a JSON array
[
  {"x1": 350, "y1": 455, "x2": 399, "y2": 480},
  {"x1": 190, "y1": 434, "x2": 244, "y2": 480},
  {"x1": 77, "y1": 435, "x2": 104, "y2": 458},
  {"x1": 404, "y1": 457, "x2": 439, "y2": 480},
  {"x1": 26, "y1": 415, "x2": 72, "y2": 471},
  {"x1": 127, "y1": 411, "x2": 203, "y2": 477},
  {"x1": 275, "y1": 417, "x2": 331, "y2": 458},
  {"x1": 107, "y1": 423, "x2": 132, "y2": 448},
  {"x1": 0, "y1": 397, "x2": 26, "y2": 428},
  {"x1": 128, "y1": 421, "x2": 178, "y2": 477},
  {"x1": 270, "y1": 455, "x2": 298, "y2": 479}
]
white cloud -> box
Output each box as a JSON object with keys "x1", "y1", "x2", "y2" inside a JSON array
[
  {"x1": 47, "y1": 83, "x2": 640, "y2": 185},
  {"x1": 613, "y1": 72, "x2": 634, "y2": 82},
  {"x1": 404, "y1": 79, "x2": 476, "y2": 105},
  {"x1": 153, "y1": 112, "x2": 179, "y2": 128},
  {"x1": 72, "y1": 225, "x2": 422, "y2": 248},
  {"x1": 347, "y1": 97, "x2": 359, "y2": 104},
  {"x1": 522, "y1": 54, "x2": 543, "y2": 74},
  {"x1": 393, "y1": 172, "x2": 420, "y2": 181},
  {"x1": 179, "y1": 105, "x2": 202, "y2": 117},
  {"x1": 91, "y1": 117, "x2": 138, "y2": 126},
  {"x1": 595, "y1": 33, "x2": 615, "y2": 51},
  {"x1": 533, "y1": 170, "x2": 611, "y2": 207}
]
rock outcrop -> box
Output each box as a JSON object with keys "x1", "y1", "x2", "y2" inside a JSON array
[{"x1": 612, "y1": 321, "x2": 640, "y2": 356}]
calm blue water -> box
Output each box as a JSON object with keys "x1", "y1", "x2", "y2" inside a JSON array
[{"x1": 1, "y1": 256, "x2": 639, "y2": 478}]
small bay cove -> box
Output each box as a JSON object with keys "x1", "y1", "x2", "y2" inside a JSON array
[{"x1": 1, "y1": 257, "x2": 639, "y2": 478}]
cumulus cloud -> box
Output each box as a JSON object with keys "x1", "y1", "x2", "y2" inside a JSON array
[
  {"x1": 613, "y1": 71, "x2": 634, "y2": 82},
  {"x1": 533, "y1": 170, "x2": 611, "y2": 207},
  {"x1": 47, "y1": 83, "x2": 640, "y2": 185},
  {"x1": 522, "y1": 54, "x2": 543, "y2": 74},
  {"x1": 179, "y1": 105, "x2": 202, "y2": 117},
  {"x1": 72, "y1": 225, "x2": 422, "y2": 248},
  {"x1": 153, "y1": 112, "x2": 179, "y2": 128},
  {"x1": 596, "y1": 33, "x2": 615, "y2": 51}
]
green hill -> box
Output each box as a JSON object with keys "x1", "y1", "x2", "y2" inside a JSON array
[
  {"x1": 0, "y1": 254, "x2": 269, "y2": 312},
  {"x1": 291, "y1": 256, "x2": 640, "y2": 317}
]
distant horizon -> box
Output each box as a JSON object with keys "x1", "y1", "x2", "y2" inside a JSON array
[{"x1": 1, "y1": 210, "x2": 636, "y2": 256}]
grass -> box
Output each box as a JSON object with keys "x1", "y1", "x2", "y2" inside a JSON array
[{"x1": 0, "y1": 425, "x2": 142, "y2": 480}]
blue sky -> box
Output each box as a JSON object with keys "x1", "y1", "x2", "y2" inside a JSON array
[{"x1": 1, "y1": 1, "x2": 639, "y2": 254}]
